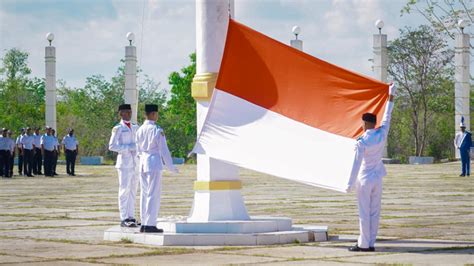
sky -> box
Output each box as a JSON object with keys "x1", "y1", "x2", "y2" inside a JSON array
[{"x1": 0, "y1": 0, "x2": 468, "y2": 93}]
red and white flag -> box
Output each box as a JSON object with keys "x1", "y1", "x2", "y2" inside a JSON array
[{"x1": 193, "y1": 19, "x2": 389, "y2": 192}]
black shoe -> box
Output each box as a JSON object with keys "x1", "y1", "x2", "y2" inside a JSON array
[
  {"x1": 71, "y1": 173, "x2": 76, "y2": 176},
  {"x1": 53, "y1": 172, "x2": 58, "y2": 175},
  {"x1": 121, "y1": 219, "x2": 138, "y2": 228},
  {"x1": 38, "y1": 172, "x2": 43, "y2": 175},
  {"x1": 348, "y1": 244, "x2": 372, "y2": 252},
  {"x1": 27, "y1": 175, "x2": 34, "y2": 177},
  {"x1": 460, "y1": 174, "x2": 466, "y2": 177},
  {"x1": 130, "y1": 218, "x2": 141, "y2": 226},
  {"x1": 369, "y1": 247, "x2": 375, "y2": 252},
  {"x1": 141, "y1": 226, "x2": 163, "y2": 233}
]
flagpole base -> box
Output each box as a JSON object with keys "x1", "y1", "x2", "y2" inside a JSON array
[{"x1": 103, "y1": 217, "x2": 328, "y2": 246}]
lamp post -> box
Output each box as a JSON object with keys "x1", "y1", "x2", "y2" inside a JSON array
[
  {"x1": 454, "y1": 19, "x2": 471, "y2": 158},
  {"x1": 290, "y1": 26, "x2": 303, "y2": 51},
  {"x1": 373, "y1": 19, "x2": 389, "y2": 157},
  {"x1": 45, "y1": 32, "x2": 56, "y2": 130},
  {"x1": 124, "y1": 32, "x2": 138, "y2": 123}
]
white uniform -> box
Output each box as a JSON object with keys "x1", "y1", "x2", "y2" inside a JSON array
[
  {"x1": 135, "y1": 120, "x2": 177, "y2": 226},
  {"x1": 454, "y1": 131, "x2": 466, "y2": 149},
  {"x1": 347, "y1": 99, "x2": 394, "y2": 249},
  {"x1": 108, "y1": 120, "x2": 139, "y2": 221}
]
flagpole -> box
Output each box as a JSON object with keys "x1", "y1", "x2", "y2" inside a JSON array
[{"x1": 189, "y1": 0, "x2": 249, "y2": 222}]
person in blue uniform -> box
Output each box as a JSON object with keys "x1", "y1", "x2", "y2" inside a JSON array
[
  {"x1": 33, "y1": 127, "x2": 43, "y2": 175},
  {"x1": 21, "y1": 127, "x2": 35, "y2": 177},
  {"x1": 62, "y1": 128, "x2": 79, "y2": 176},
  {"x1": 454, "y1": 118, "x2": 472, "y2": 176}
]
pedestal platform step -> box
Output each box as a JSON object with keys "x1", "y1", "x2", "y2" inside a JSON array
[
  {"x1": 157, "y1": 216, "x2": 293, "y2": 234},
  {"x1": 104, "y1": 224, "x2": 328, "y2": 246}
]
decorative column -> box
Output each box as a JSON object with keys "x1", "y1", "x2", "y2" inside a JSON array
[
  {"x1": 188, "y1": 0, "x2": 250, "y2": 221},
  {"x1": 125, "y1": 32, "x2": 138, "y2": 124},
  {"x1": 373, "y1": 19, "x2": 388, "y2": 157},
  {"x1": 454, "y1": 20, "x2": 471, "y2": 158},
  {"x1": 290, "y1": 26, "x2": 303, "y2": 51},
  {"x1": 45, "y1": 33, "x2": 56, "y2": 130}
]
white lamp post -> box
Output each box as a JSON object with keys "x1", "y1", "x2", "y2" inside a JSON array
[
  {"x1": 45, "y1": 32, "x2": 56, "y2": 130},
  {"x1": 124, "y1": 32, "x2": 138, "y2": 123}
]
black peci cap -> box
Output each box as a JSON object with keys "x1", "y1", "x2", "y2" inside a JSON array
[
  {"x1": 362, "y1": 113, "x2": 377, "y2": 124},
  {"x1": 145, "y1": 104, "x2": 158, "y2": 112},
  {"x1": 118, "y1": 104, "x2": 132, "y2": 111}
]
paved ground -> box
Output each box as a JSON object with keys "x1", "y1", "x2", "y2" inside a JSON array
[{"x1": 0, "y1": 162, "x2": 473, "y2": 265}]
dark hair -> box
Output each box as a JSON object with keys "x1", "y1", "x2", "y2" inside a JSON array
[{"x1": 362, "y1": 113, "x2": 377, "y2": 124}]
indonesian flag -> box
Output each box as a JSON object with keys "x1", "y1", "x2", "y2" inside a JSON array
[{"x1": 193, "y1": 19, "x2": 389, "y2": 193}]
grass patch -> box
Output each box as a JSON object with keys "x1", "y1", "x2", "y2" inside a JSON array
[
  {"x1": 119, "y1": 237, "x2": 133, "y2": 244},
  {"x1": 101, "y1": 248, "x2": 195, "y2": 259}
]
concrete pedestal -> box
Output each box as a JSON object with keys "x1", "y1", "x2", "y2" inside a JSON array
[{"x1": 104, "y1": 216, "x2": 328, "y2": 246}]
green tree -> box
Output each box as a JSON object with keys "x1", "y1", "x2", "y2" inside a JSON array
[
  {"x1": 0, "y1": 48, "x2": 44, "y2": 133},
  {"x1": 57, "y1": 61, "x2": 166, "y2": 156},
  {"x1": 387, "y1": 25, "x2": 454, "y2": 158},
  {"x1": 161, "y1": 53, "x2": 196, "y2": 160},
  {"x1": 402, "y1": 0, "x2": 473, "y2": 41}
]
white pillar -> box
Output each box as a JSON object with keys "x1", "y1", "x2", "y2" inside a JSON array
[
  {"x1": 45, "y1": 33, "x2": 56, "y2": 130},
  {"x1": 290, "y1": 26, "x2": 303, "y2": 51},
  {"x1": 188, "y1": 0, "x2": 250, "y2": 222},
  {"x1": 373, "y1": 20, "x2": 388, "y2": 157},
  {"x1": 125, "y1": 33, "x2": 138, "y2": 124},
  {"x1": 454, "y1": 32, "x2": 470, "y2": 158}
]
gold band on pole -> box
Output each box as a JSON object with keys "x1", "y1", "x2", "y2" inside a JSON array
[
  {"x1": 194, "y1": 181, "x2": 242, "y2": 191},
  {"x1": 191, "y1": 72, "x2": 218, "y2": 100}
]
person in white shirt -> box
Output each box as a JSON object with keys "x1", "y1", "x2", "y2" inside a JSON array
[
  {"x1": 454, "y1": 118, "x2": 472, "y2": 176},
  {"x1": 0, "y1": 128, "x2": 13, "y2": 178},
  {"x1": 346, "y1": 83, "x2": 396, "y2": 252},
  {"x1": 33, "y1": 127, "x2": 43, "y2": 175},
  {"x1": 108, "y1": 104, "x2": 140, "y2": 228},
  {"x1": 21, "y1": 127, "x2": 35, "y2": 177},
  {"x1": 16, "y1": 128, "x2": 25, "y2": 176},
  {"x1": 51, "y1": 129, "x2": 60, "y2": 176},
  {"x1": 41, "y1": 127, "x2": 57, "y2": 177},
  {"x1": 62, "y1": 128, "x2": 79, "y2": 176},
  {"x1": 7, "y1": 130, "x2": 15, "y2": 177},
  {"x1": 135, "y1": 104, "x2": 178, "y2": 233}
]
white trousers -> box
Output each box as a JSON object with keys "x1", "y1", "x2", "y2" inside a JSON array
[
  {"x1": 140, "y1": 170, "x2": 162, "y2": 227},
  {"x1": 356, "y1": 177, "x2": 383, "y2": 248},
  {"x1": 117, "y1": 167, "x2": 139, "y2": 221}
]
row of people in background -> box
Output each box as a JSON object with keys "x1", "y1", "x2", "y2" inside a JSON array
[{"x1": 0, "y1": 127, "x2": 79, "y2": 178}]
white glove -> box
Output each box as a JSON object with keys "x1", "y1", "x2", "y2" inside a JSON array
[
  {"x1": 345, "y1": 184, "x2": 354, "y2": 193},
  {"x1": 389, "y1": 83, "x2": 397, "y2": 96}
]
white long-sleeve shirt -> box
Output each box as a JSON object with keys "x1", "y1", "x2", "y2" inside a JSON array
[
  {"x1": 135, "y1": 120, "x2": 177, "y2": 173},
  {"x1": 454, "y1": 131, "x2": 467, "y2": 149},
  {"x1": 347, "y1": 100, "x2": 395, "y2": 189},
  {"x1": 108, "y1": 120, "x2": 139, "y2": 169}
]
